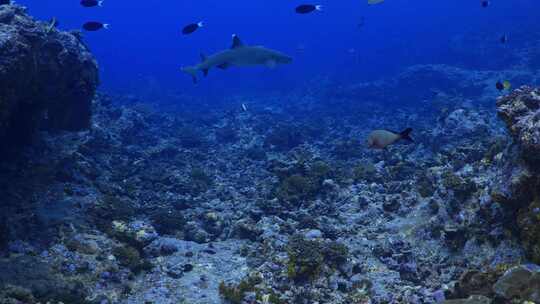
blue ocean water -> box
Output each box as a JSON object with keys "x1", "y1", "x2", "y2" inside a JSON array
[{"x1": 21, "y1": 0, "x2": 540, "y2": 98}]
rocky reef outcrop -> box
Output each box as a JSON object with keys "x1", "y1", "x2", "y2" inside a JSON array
[
  {"x1": 443, "y1": 86, "x2": 540, "y2": 303},
  {"x1": 495, "y1": 87, "x2": 540, "y2": 264},
  {"x1": 497, "y1": 87, "x2": 540, "y2": 167},
  {"x1": 0, "y1": 4, "x2": 98, "y2": 150}
]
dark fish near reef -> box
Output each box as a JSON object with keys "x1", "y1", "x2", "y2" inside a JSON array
[
  {"x1": 496, "y1": 81, "x2": 504, "y2": 91},
  {"x1": 0, "y1": 0, "x2": 11, "y2": 5},
  {"x1": 295, "y1": 4, "x2": 322, "y2": 14},
  {"x1": 182, "y1": 22, "x2": 204, "y2": 35},
  {"x1": 496, "y1": 80, "x2": 511, "y2": 91},
  {"x1": 83, "y1": 21, "x2": 109, "y2": 31},
  {"x1": 481, "y1": 0, "x2": 489, "y2": 7},
  {"x1": 81, "y1": 0, "x2": 103, "y2": 7},
  {"x1": 181, "y1": 34, "x2": 292, "y2": 83},
  {"x1": 500, "y1": 34, "x2": 508, "y2": 44},
  {"x1": 367, "y1": 128, "x2": 413, "y2": 149}
]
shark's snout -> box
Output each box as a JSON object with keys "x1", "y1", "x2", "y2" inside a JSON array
[{"x1": 275, "y1": 54, "x2": 293, "y2": 64}]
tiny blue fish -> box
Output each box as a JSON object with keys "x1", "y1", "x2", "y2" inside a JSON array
[
  {"x1": 182, "y1": 22, "x2": 204, "y2": 35},
  {"x1": 81, "y1": 0, "x2": 104, "y2": 7},
  {"x1": 295, "y1": 4, "x2": 322, "y2": 14},
  {"x1": 83, "y1": 21, "x2": 109, "y2": 31}
]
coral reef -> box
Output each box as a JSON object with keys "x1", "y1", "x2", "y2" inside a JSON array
[
  {"x1": 0, "y1": 255, "x2": 89, "y2": 303},
  {"x1": 2, "y1": 50, "x2": 540, "y2": 303},
  {"x1": 438, "y1": 86, "x2": 540, "y2": 304},
  {"x1": 497, "y1": 87, "x2": 540, "y2": 167},
  {"x1": 264, "y1": 124, "x2": 305, "y2": 151},
  {"x1": 0, "y1": 4, "x2": 98, "y2": 150},
  {"x1": 286, "y1": 234, "x2": 326, "y2": 281},
  {"x1": 112, "y1": 245, "x2": 152, "y2": 273}
]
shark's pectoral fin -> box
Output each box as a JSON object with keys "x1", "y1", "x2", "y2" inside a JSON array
[
  {"x1": 202, "y1": 69, "x2": 209, "y2": 77},
  {"x1": 181, "y1": 66, "x2": 198, "y2": 84},
  {"x1": 231, "y1": 34, "x2": 244, "y2": 49},
  {"x1": 217, "y1": 63, "x2": 230, "y2": 69},
  {"x1": 265, "y1": 60, "x2": 277, "y2": 69}
]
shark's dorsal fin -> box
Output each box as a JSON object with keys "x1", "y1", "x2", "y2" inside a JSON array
[
  {"x1": 231, "y1": 34, "x2": 244, "y2": 49},
  {"x1": 200, "y1": 53, "x2": 207, "y2": 62}
]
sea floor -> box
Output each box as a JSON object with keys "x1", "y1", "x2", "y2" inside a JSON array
[{"x1": 1, "y1": 64, "x2": 540, "y2": 303}]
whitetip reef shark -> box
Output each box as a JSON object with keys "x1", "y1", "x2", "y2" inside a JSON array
[{"x1": 181, "y1": 34, "x2": 292, "y2": 83}]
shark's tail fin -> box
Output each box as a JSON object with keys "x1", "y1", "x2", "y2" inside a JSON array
[
  {"x1": 181, "y1": 66, "x2": 198, "y2": 83},
  {"x1": 399, "y1": 128, "x2": 413, "y2": 142}
]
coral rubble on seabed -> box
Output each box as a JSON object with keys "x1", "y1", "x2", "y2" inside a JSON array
[{"x1": 0, "y1": 66, "x2": 539, "y2": 303}]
